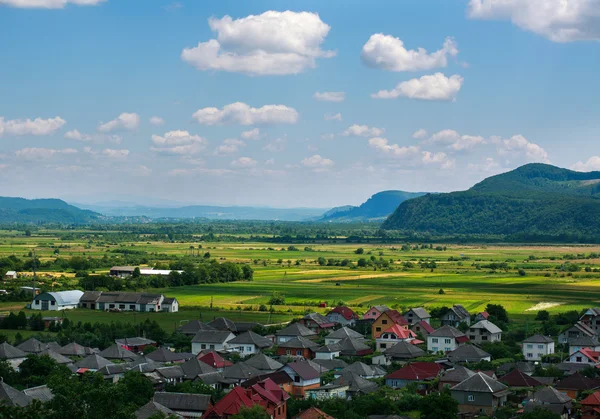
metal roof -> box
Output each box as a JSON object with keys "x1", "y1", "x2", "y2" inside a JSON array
[
  {"x1": 469, "y1": 320, "x2": 502, "y2": 334},
  {"x1": 35, "y1": 290, "x2": 83, "y2": 306}
]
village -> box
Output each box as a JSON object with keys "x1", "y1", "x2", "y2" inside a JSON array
[{"x1": 3, "y1": 300, "x2": 600, "y2": 418}]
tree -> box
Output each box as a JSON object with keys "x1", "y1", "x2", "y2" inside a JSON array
[
  {"x1": 231, "y1": 405, "x2": 270, "y2": 419},
  {"x1": 419, "y1": 391, "x2": 458, "y2": 419},
  {"x1": 357, "y1": 258, "x2": 367, "y2": 267},
  {"x1": 485, "y1": 303, "x2": 509, "y2": 323},
  {"x1": 521, "y1": 406, "x2": 561, "y2": 419},
  {"x1": 242, "y1": 265, "x2": 253, "y2": 281},
  {"x1": 268, "y1": 292, "x2": 285, "y2": 305},
  {"x1": 355, "y1": 248, "x2": 364, "y2": 255},
  {"x1": 116, "y1": 371, "x2": 154, "y2": 408},
  {"x1": 132, "y1": 267, "x2": 141, "y2": 278},
  {"x1": 317, "y1": 257, "x2": 326, "y2": 266},
  {"x1": 535, "y1": 310, "x2": 550, "y2": 321}
]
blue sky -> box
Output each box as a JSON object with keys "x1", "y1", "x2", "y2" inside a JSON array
[{"x1": 0, "y1": 0, "x2": 599, "y2": 208}]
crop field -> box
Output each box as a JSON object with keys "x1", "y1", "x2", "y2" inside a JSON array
[{"x1": 2, "y1": 228, "x2": 600, "y2": 328}]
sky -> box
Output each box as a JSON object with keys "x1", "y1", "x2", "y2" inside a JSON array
[{"x1": 0, "y1": 0, "x2": 599, "y2": 208}]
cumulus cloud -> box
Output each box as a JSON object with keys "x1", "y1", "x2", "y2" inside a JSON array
[
  {"x1": 15, "y1": 147, "x2": 77, "y2": 160},
  {"x1": 215, "y1": 139, "x2": 245, "y2": 155},
  {"x1": 368, "y1": 137, "x2": 420, "y2": 158},
  {"x1": 64, "y1": 129, "x2": 122, "y2": 144},
  {"x1": 0, "y1": 116, "x2": 66, "y2": 137},
  {"x1": 371, "y1": 73, "x2": 464, "y2": 101},
  {"x1": 496, "y1": 134, "x2": 550, "y2": 163},
  {"x1": 313, "y1": 91, "x2": 345, "y2": 102},
  {"x1": 324, "y1": 113, "x2": 342, "y2": 121},
  {"x1": 98, "y1": 112, "x2": 140, "y2": 133},
  {"x1": 149, "y1": 116, "x2": 165, "y2": 126},
  {"x1": 0, "y1": 0, "x2": 105, "y2": 8},
  {"x1": 151, "y1": 130, "x2": 208, "y2": 155},
  {"x1": 231, "y1": 156, "x2": 257, "y2": 168},
  {"x1": 361, "y1": 35, "x2": 458, "y2": 71},
  {"x1": 426, "y1": 129, "x2": 486, "y2": 151},
  {"x1": 181, "y1": 11, "x2": 335, "y2": 75},
  {"x1": 422, "y1": 151, "x2": 455, "y2": 169},
  {"x1": 102, "y1": 149, "x2": 129, "y2": 159},
  {"x1": 412, "y1": 129, "x2": 428, "y2": 139},
  {"x1": 301, "y1": 154, "x2": 334, "y2": 170},
  {"x1": 467, "y1": 0, "x2": 600, "y2": 43},
  {"x1": 241, "y1": 128, "x2": 261, "y2": 140},
  {"x1": 342, "y1": 124, "x2": 385, "y2": 137},
  {"x1": 192, "y1": 102, "x2": 298, "y2": 126},
  {"x1": 571, "y1": 156, "x2": 600, "y2": 172},
  {"x1": 170, "y1": 167, "x2": 233, "y2": 177},
  {"x1": 468, "y1": 157, "x2": 501, "y2": 172},
  {"x1": 263, "y1": 138, "x2": 285, "y2": 152}
]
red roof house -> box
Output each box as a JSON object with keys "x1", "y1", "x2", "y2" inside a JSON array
[
  {"x1": 385, "y1": 362, "x2": 444, "y2": 391},
  {"x1": 197, "y1": 351, "x2": 233, "y2": 371},
  {"x1": 412, "y1": 320, "x2": 435, "y2": 337},
  {"x1": 581, "y1": 391, "x2": 600, "y2": 419},
  {"x1": 500, "y1": 368, "x2": 543, "y2": 388},
  {"x1": 326, "y1": 306, "x2": 359, "y2": 326},
  {"x1": 293, "y1": 407, "x2": 335, "y2": 419}
]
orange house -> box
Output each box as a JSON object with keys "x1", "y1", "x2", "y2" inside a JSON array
[{"x1": 372, "y1": 310, "x2": 409, "y2": 338}]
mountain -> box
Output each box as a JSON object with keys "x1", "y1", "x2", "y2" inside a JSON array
[
  {"x1": 320, "y1": 190, "x2": 427, "y2": 222},
  {"x1": 0, "y1": 197, "x2": 103, "y2": 224},
  {"x1": 76, "y1": 203, "x2": 327, "y2": 222},
  {"x1": 382, "y1": 163, "x2": 600, "y2": 237}
]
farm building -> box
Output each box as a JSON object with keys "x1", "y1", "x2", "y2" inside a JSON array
[
  {"x1": 4, "y1": 271, "x2": 17, "y2": 280},
  {"x1": 31, "y1": 290, "x2": 83, "y2": 311},
  {"x1": 78, "y1": 291, "x2": 178, "y2": 313},
  {"x1": 109, "y1": 266, "x2": 183, "y2": 278}
]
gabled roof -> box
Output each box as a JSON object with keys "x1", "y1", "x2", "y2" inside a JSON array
[
  {"x1": 242, "y1": 371, "x2": 293, "y2": 388},
  {"x1": 153, "y1": 392, "x2": 212, "y2": 412},
  {"x1": 191, "y1": 330, "x2": 234, "y2": 344},
  {"x1": 326, "y1": 327, "x2": 364, "y2": 340},
  {"x1": 477, "y1": 311, "x2": 489, "y2": 319},
  {"x1": 279, "y1": 336, "x2": 319, "y2": 349},
  {"x1": 315, "y1": 343, "x2": 342, "y2": 353},
  {"x1": 342, "y1": 362, "x2": 385, "y2": 377},
  {"x1": 574, "y1": 348, "x2": 600, "y2": 363},
  {"x1": 22, "y1": 385, "x2": 53, "y2": 403},
  {"x1": 381, "y1": 310, "x2": 408, "y2": 326},
  {"x1": 75, "y1": 354, "x2": 114, "y2": 370},
  {"x1": 276, "y1": 322, "x2": 317, "y2": 338},
  {"x1": 156, "y1": 365, "x2": 185, "y2": 379},
  {"x1": 406, "y1": 308, "x2": 431, "y2": 319},
  {"x1": 337, "y1": 338, "x2": 372, "y2": 356},
  {"x1": 176, "y1": 320, "x2": 216, "y2": 335},
  {"x1": 99, "y1": 344, "x2": 139, "y2": 361},
  {"x1": 441, "y1": 366, "x2": 476, "y2": 383},
  {"x1": 500, "y1": 368, "x2": 543, "y2": 387},
  {"x1": 229, "y1": 331, "x2": 273, "y2": 349},
  {"x1": 58, "y1": 342, "x2": 94, "y2": 357},
  {"x1": 244, "y1": 353, "x2": 283, "y2": 372},
  {"x1": 195, "y1": 371, "x2": 224, "y2": 386},
  {"x1": 556, "y1": 372, "x2": 600, "y2": 391},
  {"x1": 328, "y1": 306, "x2": 358, "y2": 321},
  {"x1": 523, "y1": 334, "x2": 554, "y2": 344},
  {"x1": 413, "y1": 321, "x2": 435, "y2": 334},
  {"x1": 181, "y1": 357, "x2": 217, "y2": 379},
  {"x1": 532, "y1": 386, "x2": 572, "y2": 404},
  {"x1": 39, "y1": 349, "x2": 73, "y2": 364},
  {"x1": 430, "y1": 325, "x2": 466, "y2": 338},
  {"x1": 234, "y1": 322, "x2": 261, "y2": 333},
  {"x1": 470, "y1": 320, "x2": 502, "y2": 334},
  {"x1": 284, "y1": 359, "x2": 321, "y2": 380},
  {"x1": 369, "y1": 305, "x2": 390, "y2": 313},
  {"x1": 223, "y1": 362, "x2": 261, "y2": 381},
  {"x1": 312, "y1": 359, "x2": 348, "y2": 371},
  {"x1": 451, "y1": 304, "x2": 470, "y2": 319},
  {"x1": 0, "y1": 381, "x2": 32, "y2": 407},
  {"x1": 581, "y1": 390, "x2": 600, "y2": 406},
  {"x1": 201, "y1": 386, "x2": 254, "y2": 418},
  {"x1": 447, "y1": 344, "x2": 491, "y2": 362},
  {"x1": 451, "y1": 372, "x2": 509, "y2": 395},
  {"x1": 302, "y1": 312, "x2": 335, "y2": 327},
  {"x1": 146, "y1": 347, "x2": 194, "y2": 363},
  {"x1": 383, "y1": 341, "x2": 426, "y2": 359},
  {"x1": 115, "y1": 337, "x2": 156, "y2": 346},
  {"x1": 197, "y1": 351, "x2": 232, "y2": 368},
  {"x1": 17, "y1": 338, "x2": 46, "y2": 353},
  {"x1": 333, "y1": 371, "x2": 378, "y2": 394},
  {"x1": 294, "y1": 407, "x2": 335, "y2": 419},
  {"x1": 136, "y1": 401, "x2": 182, "y2": 419},
  {"x1": 377, "y1": 324, "x2": 415, "y2": 339},
  {"x1": 207, "y1": 317, "x2": 237, "y2": 333},
  {"x1": 80, "y1": 291, "x2": 102, "y2": 303},
  {"x1": 0, "y1": 342, "x2": 26, "y2": 359},
  {"x1": 386, "y1": 362, "x2": 443, "y2": 381},
  {"x1": 570, "y1": 336, "x2": 599, "y2": 347}
]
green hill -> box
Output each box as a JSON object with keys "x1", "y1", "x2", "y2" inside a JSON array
[
  {"x1": 0, "y1": 197, "x2": 102, "y2": 224},
  {"x1": 321, "y1": 190, "x2": 427, "y2": 222},
  {"x1": 382, "y1": 164, "x2": 600, "y2": 238}
]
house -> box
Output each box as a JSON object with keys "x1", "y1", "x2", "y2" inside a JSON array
[
  {"x1": 340, "y1": 362, "x2": 386, "y2": 379},
  {"x1": 580, "y1": 308, "x2": 600, "y2": 333},
  {"x1": 363, "y1": 305, "x2": 390, "y2": 321},
  {"x1": 555, "y1": 372, "x2": 600, "y2": 399},
  {"x1": 371, "y1": 310, "x2": 408, "y2": 338},
  {"x1": 116, "y1": 337, "x2": 157, "y2": 353},
  {"x1": 404, "y1": 308, "x2": 431, "y2": 325},
  {"x1": 468, "y1": 320, "x2": 502, "y2": 344},
  {"x1": 293, "y1": 407, "x2": 335, "y2": 419},
  {"x1": 559, "y1": 321, "x2": 597, "y2": 344},
  {"x1": 153, "y1": 392, "x2": 212, "y2": 418},
  {"x1": 312, "y1": 359, "x2": 348, "y2": 372},
  {"x1": 440, "y1": 366, "x2": 478, "y2": 390},
  {"x1": 191, "y1": 330, "x2": 235, "y2": 354},
  {"x1": 427, "y1": 325, "x2": 468, "y2": 353},
  {"x1": 79, "y1": 291, "x2": 178, "y2": 313},
  {"x1": 22, "y1": 385, "x2": 53, "y2": 403},
  {"x1": 441, "y1": 305, "x2": 471, "y2": 327},
  {"x1": 162, "y1": 297, "x2": 179, "y2": 313},
  {"x1": 326, "y1": 306, "x2": 358, "y2": 326},
  {"x1": 280, "y1": 359, "x2": 322, "y2": 399},
  {"x1": 207, "y1": 318, "x2": 238, "y2": 333},
  {"x1": 181, "y1": 357, "x2": 218, "y2": 380},
  {"x1": 523, "y1": 387, "x2": 573, "y2": 418},
  {"x1": 17, "y1": 337, "x2": 49, "y2": 354},
  {"x1": 522, "y1": 335, "x2": 555, "y2": 361},
  {"x1": 298, "y1": 313, "x2": 336, "y2": 333},
  {"x1": 0, "y1": 381, "x2": 32, "y2": 407},
  {"x1": 227, "y1": 331, "x2": 273, "y2": 356},
  {"x1": 306, "y1": 384, "x2": 349, "y2": 401},
  {"x1": 567, "y1": 348, "x2": 600, "y2": 365},
  {"x1": 569, "y1": 336, "x2": 600, "y2": 355},
  {"x1": 500, "y1": 368, "x2": 543, "y2": 388},
  {"x1": 243, "y1": 353, "x2": 283, "y2": 373},
  {"x1": 135, "y1": 401, "x2": 181, "y2": 419},
  {"x1": 154, "y1": 366, "x2": 186, "y2": 386},
  {"x1": 385, "y1": 362, "x2": 443, "y2": 390},
  {"x1": 314, "y1": 343, "x2": 341, "y2": 360},
  {"x1": 176, "y1": 320, "x2": 216, "y2": 337},
  {"x1": 241, "y1": 371, "x2": 294, "y2": 395},
  {"x1": 324, "y1": 327, "x2": 364, "y2": 345},
  {"x1": 381, "y1": 340, "x2": 426, "y2": 363},
  {"x1": 109, "y1": 266, "x2": 137, "y2": 277},
  {"x1": 474, "y1": 312, "x2": 489, "y2": 322},
  {"x1": 31, "y1": 290, "x2": 83, "y2": 311},
  {"x1": 275, "y1": 323, "x2": 317, "y2": 344},
  {"x1": 277, "y1": 336, "x2": 319, "y2": 359},
  {"x1": 332, "y1": 371, "x2": 378, "y2": 397},
  {"x1": 75, "y1": 354, "x2": 114, "y2": 372},
  {"x1": 99, "y1": 344, "x2": 139, "y2": 362},
  {"x1": 197, "y1": 351, "x2": 232, "y2": 371},
  {"x1": 447, "y1": 344, "x2": 492, "y2": 363},
  {"x1": 222, "y1": 362, "x2": 261, "y2": 385},
  {"x1": 376, "y1": 324, "x2": 416, "y2": 351},
  {"x1": 146, "y1": 347, "x2": 194, "y2": 363},
  {"x1": 450, "y1": 372, "x2": 510, "y2": 416},
  {"x1": 4, "y1": 271, "x2": 17, "y2": 280},
  {"x1": 58, "y1": 342, "x2": 94, "y2": 357},
  {"x1": 0, "y1": 342, "x2": 27, "y2": 370},
  {"x1": 580, "y1": 390, "x2": 600, "y2": 419},
  {"x1": 39, "y1": 349, "x2": 72, "y2": 365},
  {"x1": 411, "y1": 321, "x2": 435, "y2": 338},
  {"x1": 338, "y1": 338, "x2": 373, "y2": 357}
]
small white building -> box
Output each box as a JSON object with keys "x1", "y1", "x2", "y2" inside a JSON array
[
  {"x1": 4, "y1": 271, "x2": 17, "y2": 280},
  {"x1": 427, "y1": 325, "x2": 468, "y2": 353},
  {"x1": 522, "y1": 335, "x2": 555, "y2": 361},
  {"x1": 191, "y1": 330, "x2": 235, "y2": 355},
  {"x1": 468, "y1": 320, "x2": 502, "y2": 344},
  {"x1": 31, "y1": 290, "x2": 83, "y2": 311}
]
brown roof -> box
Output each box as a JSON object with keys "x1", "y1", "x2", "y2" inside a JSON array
[{"x1": 293, "y1": 407, "x2": 335, "y2": 419}]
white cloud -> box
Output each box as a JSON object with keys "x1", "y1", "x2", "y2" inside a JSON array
[
  {"x1": 361, "y1": 35, "x2": 458, "y2": 71},
  {"x1": 0, "y1": 116, "x2": 66, "y2": 136},
  {"x1": 467, "y1": 0, "x2": 600, "y2": 43},
  {"x1": 265, "y1": 158, "x2": 275, "y2": 165},
  {"x1": 98, "y1": 112, "x2": 140, "y2": 133},
  {"x1": 301, "y1": 154, "x2": 334, "y2": 170},
  {"x1": 324, "y1": 113, "x2": 342, "y2": 121},
  {"x1": 241, "y1": 128, "x2": 261, "y2": 140},
  {"x1": 133, "y1": 165, "x2": 152, "y2": 176},
  {"x1": 215, "y1": 138, "x2": 245, "y2": 155},
  {"x1": 64, "y1": 129, "x2": 122, "y2": 144},
  {"x1": 342, "y1": 124, "x2": 385, "y2": 137},
  {"x1": 412, "y1": 129, "x2": 428, "y2": 139},
  {"x1": 313, "y1": 91, "x2": 345, "y2": 102},
  {"x1": 368, "y1": 137, "x2": 420, "y2": 158},
  {"x1": 170, "y1": 167, "x2": 233, "y2": 176},
  {"x1": 149, "y1": 116, "x2": 165, "y2": 126},
  {"x1": 426, "y1": 129, "x2": 486, "y2": 151},
  {"x1": 102, "y1": 149, "x2": 129, "y2": 159},
  {"x1": 571, "y1": 156, "x2": 600, "y2": 172},
  {"x1": 371, "y1": 73, "x2": 464, "y2": 101},
  {"x1": 422, "y1": 151, "x2": 455, "y2": 169},
  {"x1": 231, "y1": 156, "x2": 257, "y2": 168},
  {"x1": 0, "y1": 0, "x2": 105, "y2": 8},
  {"x1": 64, "y1": 129, "x2": 92, "y2": 141},
  {"x1": 151, "y1": 130, "x2": 208, "y2": 155},
  {"x1": 181, "y1": 11, "x2": 334, "y2": 75},
  {"x1": 263, "y1": 138, "x2": 285, "y2": 152},
  {"x1": 321, "y1": 133, "x2": 335, "y2": 140},
  {"x1": 192, "y1": 102, "x2": 298, "y2": 126},
  {"x1": 15, "y1": 147, "x2": 77, "y2": 160},
  {"x1": 496, "y1": 134, "x2": 550, "y2": 163},
  {"x1": 468, "y1": 157, "x2": 501, "y2": 172}
]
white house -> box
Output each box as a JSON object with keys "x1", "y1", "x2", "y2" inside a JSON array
[
  {"x1": 78, "y1": 291, "x2": 178, "y2": 313},
  {"x1": 376, "y1": 324, "x2": 416, "y2": 352},
  {"x1": 567, "y1": 348, "x2": 600, "y2": 365},
  {"x1": 4, "y1": 271, "x2": 17, "y2": 280},
  {"x1": 191, "y1": 330, "x2": 235, "y2": 354},
  {"x1": 31, "y1": 290, "x2": 83, "y2": 311},
  {"x1": 468, "y1": 320, "x2": 502, "y2": 344},
  {"x1": 227, "y1": 331, "x2": 273, "y2": 356},
  {"x1": 427, "y1": 325, "x2": 468, "y2": 353},
  {"x1": 569, "y1": 336, "x2": 600, "y2": 356},
  {"x1": 522, "y1": 335, "x2": 555, "y2": 361},
  {"x1": 162, "y1": 297, "x2": 178, "y2": 313},
  {"x1": 314, "y1": 344, "x2": 341, "y2": 360},
  {"x1": 324, "y1": 327, "x2": 364, "y2": 345}
]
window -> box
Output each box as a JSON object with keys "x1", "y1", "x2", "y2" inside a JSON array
[
  {"x1": 129, "y1": 304, "x2": 135, "y2": 310},
  {"x1": 81, "y1": 303, "x2": 87, "y2": 308},
  {"x1": 294, "y1": 376, "x2": 300, "y2": 383},
  {"x1": 35, "y1": 300, "x2": 39, "y2": 305},
  {"x1": 468, "y1": 395, "x2": 475, "y2": 402},
  {"x1": 296, "y1": 350, "x2": 302, "y2": 356},
  {"x1": 444, "y1": 338, "x2": 451, "y2": 344},
  {"x1": 376, "y1": 327, "x2": 381, "y2": 332},
  {"x1": 201, "y1": 344, "x2": 206, "y2": 349},
  {"x1": 445, "y1": 347, "x2": 451, "y2": 352},
  {"x1": 50, "y1": 301, "x2": 55, "y2": 305},
  {"x1": 382, "y1": 319, "x2": 388, "y2": 324},
  {"x1": 482, "y1": 335, "x2": 488, "y2": 341},
  {"x1": 247, "y1": 346, "x2": 252, "y2": 352},
  {"x1": 538, "y1": 344, "x2": 544, "y2": 349},
  {"x1": 380, "y1": 343, "x2": 387, "y2": 349},
  {"x1": 527, "y1": 353, "x2": 533, "y2": 358},
  {"x1": 286, "y1": 350, "x2": 292, "y2": 355},
  {"x1": 209, "y1": 345, "x2": 215, "y2": 349},
  {"x1": 109, "y1": 304, "x2": 115, "y2": 308},
  {"x1": 432, "y1": 347, "x2": 438, "y2": 352},
  {"x1": 576, "y1": 357, "x2": 582, "y2": 362},
  {"x1": 119, "y1": 304, "x2": 125, "y2": 309},
  {"x1": 470, "y1": 335, "x2": 475, "y2": 340},
  {"x1": 527, "y1": 344, "x2": 533, "y2": 349},
  {"x1": 431, "y1": 338, "x2": 438, "y2": 343}
]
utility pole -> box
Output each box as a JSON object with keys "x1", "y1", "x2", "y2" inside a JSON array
[{"x1": 32, "y1": 250, "x2": 37, "y2": 299}]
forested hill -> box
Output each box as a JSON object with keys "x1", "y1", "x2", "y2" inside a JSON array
[
  {"x1": 0, "y1": 197, "x2": 102, "y2": 224},
  {"x1": 382, "y1": 164, "x2": 600, "y2": 238},
  {"x1": 320, "y1": 190, "x2": 427, "y2": 222}
]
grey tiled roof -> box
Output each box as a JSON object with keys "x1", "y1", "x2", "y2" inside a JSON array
[
  {"x1": 153, "y1": 392, "x2": 211, "y2": 412},
  {"x1": 383, "y1": 341, "x2": 425, "y2": 359},
  {"x1": 191, "y1": 330, "x2": 234, "y2": 344},
  {"x1": 136, "y1": 401, "x2": 182, "y2": 419},
  {"x1": 0, "y1": 382, "x2": 32, "y2": 407},
  {"x1": 326, "y1": 327, "x2": 364, "y2": 340},
  {"x1": 75, "y1": 354, "x2": 115, "y2": 370},
  {"x1": 451, "y1": 372, "x2": 509, "y2": 394},
  {"x1": 0, "y1": 342, "x2": 26, "y2": 359},
  {"x1": 276, "y1": 323, "x2": 317, "y2": 337},
  {"x1": 447, "y1": 344, "x2": 491, "y2": 362},
  {"x1": 523, "y1": 334, "x2": 554, "y2": 344},
  {"x1": 22, "y1": 385, "x2": 53, "y2": 403},
  {"x1": 243, "y1": 353, "x2": 283, "y2": 371},
  {"x1": 430, "y1": 325, "x2": 466, "y2": 338},
  {"x1": 229, "y1": 331, "x2": 273, "y2": 348}
]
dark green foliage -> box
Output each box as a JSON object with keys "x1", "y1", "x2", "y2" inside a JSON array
[
  {"x1": 521, "y1": 406, "x2": 561, "y2": 419},
  {"x1": 419, "y1": 391, "x2": 459, "y2": 419},
  {"x1": 231, "y1": 405, "x2": 270, "y2": 419},
  {"x1": 0, "y1": 197, "x2": 101, "y2": 224},
  {"x1": 486, "y1": 304, "x2": 509, "y2": 323}
]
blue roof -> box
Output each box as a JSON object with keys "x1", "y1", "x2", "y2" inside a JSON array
[{"x1": 35, "y1": 290, "x2": 83, "y2": 306}]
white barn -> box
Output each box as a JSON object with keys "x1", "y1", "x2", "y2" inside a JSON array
[{"x1": 31, "y1": 290, "x2": 83, "y2": 311}]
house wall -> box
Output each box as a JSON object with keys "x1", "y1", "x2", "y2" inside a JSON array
[
  {"x1": 363, "y1": 308, "x2": 383, "y2": 321},
  {"x1": 427, "y1": 336, "x2": 458, "y2": 353},
  {"x1": 468, "y1": 330, "x2": 502, "y2": 344},
  {"x1": 372, "y1": 313, "x2": 407, "y2": 337},
  {"x1": 307, "y1": 386, "x2": 348, "y2": 400},
  {"x1": 385, "y1": 378, "x2": 413, "y2": 389},
  {"x1": 411, "y1": 324, "x2": 431, "y2": 338},
  {"x1": 451, "y1": 391, "x2": 499, "y2": 416},
  {"x1": 228, "y1": 343, "x2": 257, "y2": 356},
  {"x1": 567, "y1": 351, "x2": 598, "y2": 364},
  {"x1": 315, "y1": 351, "x2": 339, "y2": 360},
  {"x1": 277, "y1": 347, "x2": 313, "y2": 359},
  {"x1": 523, "y1": 342, "x2": 555, "y2": 361},
  {"x1": 192, "y1": 335, "x2": 234, "y2": 355},
  {"x1": 327, "y1": 313, "x2": 354, "y2": 326},
  {"x1": 324, "y1": 338, "x2": 341, "y2": 345}
]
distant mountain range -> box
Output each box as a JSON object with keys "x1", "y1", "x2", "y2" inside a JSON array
[
  {"x1": 0, "y1": 197, "x2": 103, "y2": 224},
  {"x1": 320, "y1": 190, "x2": 427, "y2": 222},
  {"x1": 382, "y1": 163, "x2": 600, "y2": 237}
]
